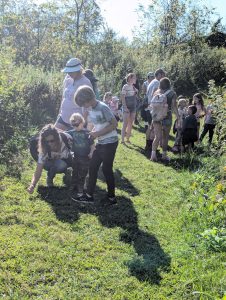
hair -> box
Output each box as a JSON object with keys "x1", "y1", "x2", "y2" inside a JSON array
[
  {"x1": 178, "y1": 98, "x2": 187, "y2": 108},
  {"x1": 70, "y1": 113, "x2": 85, "y2": 127},
  {"x1": 193, "y1": 93, "x2": 204, "y2": 108},
  {"x1": 74, "y1": 85, "x2": 95, "y2": 107},
  {"x1": 38, "y1": 124, "x2": 60, "y2": 155},
  {"x1": 103, "y1": 92, "x2": 112, "y2": 102},
  {"x1": 159, "y1": 77, "x2": 171, "y2": 91},
  {"x1": 147, "y1": 73, "x2": 154, "y2": 79},
  {"x1": 126, "y1": 73, "x2": 136, "y2": 83},
  {"x1": 155, "y1": 68, "x2": 165, "y2": 78},
  {"x1": 188, "y1": 105, "x2": 197, "y2": 115},
  {"x1": 177, "y1": 95, "x2": 185, "y2": 100}
]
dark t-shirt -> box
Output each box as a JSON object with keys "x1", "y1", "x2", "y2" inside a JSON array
[
  {"x1": 182, "y1": 115, "x2": 197, "y2": 132},
  {"x1": 67, "y1": 129, "x2": 93, "y2": 157}
]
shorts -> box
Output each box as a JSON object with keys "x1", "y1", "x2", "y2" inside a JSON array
[{"x1": 56, "y1": 115, "x2": 73, "y2": 130}]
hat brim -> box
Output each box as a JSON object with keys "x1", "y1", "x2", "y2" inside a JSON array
[{"x1": 61, "y1": 65, "x2": 82, "y2": 73}]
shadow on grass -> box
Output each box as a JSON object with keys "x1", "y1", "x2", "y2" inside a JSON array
[{"x1": 37, "y1": 187, "x2": 170, "y2": 284}]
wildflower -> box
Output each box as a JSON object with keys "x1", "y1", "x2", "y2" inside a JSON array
[
  {"x1": 191, "y1": 182, "x2": 198, "y2": 190},
  {"x1": 216, "y1": 183, "x2": 223, "y2": 193}
]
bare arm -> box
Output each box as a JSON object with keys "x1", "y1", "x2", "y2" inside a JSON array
[
  {"x1": 27, "y1": 163, "x2": 43, "y2": 194},
  {"x1": 121, "y1": 94, "x2": 129, "y2": 112}
]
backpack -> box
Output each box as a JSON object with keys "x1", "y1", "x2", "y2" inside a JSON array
[
  {"x1": 150, "y1": 90, "x2": 171, "y2": 122},
  {"x1": 29, "y1": 132, "x2": 71, "y2": 162}
]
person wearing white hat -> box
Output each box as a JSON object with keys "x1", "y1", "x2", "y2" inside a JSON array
[{"x1": 55, "y1": 58, "x2": 93, "y2": 131}]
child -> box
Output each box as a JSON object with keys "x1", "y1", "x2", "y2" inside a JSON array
[
  {"x1": 103, "y1": 92, "x2": 112, "y2": 105},
  {"x1": 67, "y1": 113, "x2": 95, "y2": 200},
  {"x1": 74, "y1": 85, "x2": 118, "y2": 204},
  {"x1": 109, "y1": 96, "x2": 120, "y2": 121},
  {"x1": 172, "y1": 98, "x2": 188, "y2": 152},
  {"x1": 182, "y1": 105, "x2": 198, "y2": 150},
  {"x1": 199, "y1": 100, "x2": 216, "y2": 145},
  {"x1": 193, "y1": 93, "x2": 206, "y2": 138}
]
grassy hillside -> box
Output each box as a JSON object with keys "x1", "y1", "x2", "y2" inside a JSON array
[{"x1": 0, "y1": 124, "x2": 225, "y2": 300}]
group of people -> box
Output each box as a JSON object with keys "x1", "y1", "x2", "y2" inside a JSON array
[{"x1": 27, "y1": 58, "x2": 216, "y2": 204}]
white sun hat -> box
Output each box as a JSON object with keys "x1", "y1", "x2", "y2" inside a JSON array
[{"x1": 61, "y1": 58, "x2": 83, "y2": 73}]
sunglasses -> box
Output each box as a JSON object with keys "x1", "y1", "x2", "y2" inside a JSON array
[{"x1": 45, "y1": 139, "x2": 55, "y2": 144}]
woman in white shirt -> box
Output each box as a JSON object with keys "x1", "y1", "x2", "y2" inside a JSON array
[{"x1": 55, "y1": 58, "x2": 92, "y2": 131}]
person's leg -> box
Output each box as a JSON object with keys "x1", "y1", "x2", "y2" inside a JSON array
[
  {"x1": 86, "y1": 146, "x2": 102, "y2": 197},
  {"x1": 126, "y1": 112, "x2": 136, "y2": 142},
  {"x1": 77, "y1": 158, "x2": 89, "y2": 194},
  {"x1": 71, "y1": 157, "x2": 79, "y2": 191},
  {"x1": 151, "y1": 122, "x2": 162, "y2": 161},
  {"x1": 162, "y1": 124, "x2": 171, "y2": 160},
  {"x1": 121, "y1": 112, "x2": 129, "y2": 143},
  {"x1": 44, "y1": 159, "x2": 68, "y2": 186},
  {"x1": 199, "y1": 123, "x2": 209, "y2": 142},
  {"x1": 101, "y1": 142, "x2": 118, "y2": 198},
  {"x1": 208, "y1": 124, "x2": 215, "y2": 144}
]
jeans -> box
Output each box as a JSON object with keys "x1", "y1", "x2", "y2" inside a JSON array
[
  {"x1": 87, "y1": 141, "x2": 118, "y2": 198},
  {"x1": 44, "y1": 159, "x2": 68, "y2": 180},
  {"x1": 200, "y1": 123, "x2": 215, "y2": 144},
  {"x1": 72, "y1": 156, "x2": 90, "y2": 193}
]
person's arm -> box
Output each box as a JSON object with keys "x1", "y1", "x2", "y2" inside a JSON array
[
  {"x1": 27, "y1": 163, "x2": 44, "y2": 194},
  {"x1": 121, "y1": 94, "x2": 129, "y2": 112},
  {"x1": 88, "y1": 143, "x2": 96, "y2": 159},
  {"x1": 90, "y1": 117, "x2": 118, "y2": 139},
  {"x1": 172, "y1": 93, "x2": 179, "y2": 120}
]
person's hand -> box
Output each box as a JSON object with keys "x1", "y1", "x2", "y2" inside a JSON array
[
  {"x1": 27, "y1": 184, "x2": 35, "y2": 194},
  {"x1": 89, "y1": 131, "x2": 99, "y2": 139},
  {"x1": 123, "y1": 106, "x2": 129, "y2": 113},
  {"x1": 88, "y1": 152, "x2": 93, "y2": 159}
]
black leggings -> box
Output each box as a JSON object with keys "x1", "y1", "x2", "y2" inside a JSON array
[
  {"x1": 87, "y1": 141, "x2": 118, "y2": 197},
  {"x1": 200, "y1": 124, "x2": 215, "y2": 144}
]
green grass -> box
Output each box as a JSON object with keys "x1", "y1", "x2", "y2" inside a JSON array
[{"x1": 0, "y1": 124, "x2": 225, "y2": 299}]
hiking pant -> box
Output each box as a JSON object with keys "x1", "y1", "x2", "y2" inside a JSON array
[
  {"x1": 200, "y1": 124, "x2": 215, "y2": 144},
  {"x1": 87, "y1": 141, "x2": 118, "y2": 198},
  {"x1": 44, "y1": 159, "x2": 68, "y2": 180}
]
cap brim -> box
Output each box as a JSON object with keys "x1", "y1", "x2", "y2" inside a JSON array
[{"x1": 61, "y1": 66, "x2": 82, "y2": 73}]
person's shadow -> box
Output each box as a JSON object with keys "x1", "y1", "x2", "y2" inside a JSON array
[{"x1": 37, "y1": 181, "x2": 170, "y2": 284}]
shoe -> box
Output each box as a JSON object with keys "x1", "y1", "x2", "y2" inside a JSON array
[
  {"x1": 162, "y1": 155, "x2": 170, "y2": 162},
  {"x1": 108, "y1": 196, "x2": 117, "y2": 205},
  {"x1": 71, "y1": 192, "x2": 85, "y2": 202},
  {"x1": 75, "y1": 193, "x2": 94, "y2": 203},
  {"x1": 46, "y1": 177, "x2": 54, "y2": 187},
  {"x1": 134, "y1": 120, "x2": 139, "y2": 125},
  {"x1": 63, "y1": 168, "x2": 72, "y2": 186}
]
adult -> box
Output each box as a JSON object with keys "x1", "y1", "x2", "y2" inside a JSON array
[
  {"x1": 145, "y1": 68, "x2": 166, "y2": 153},
  {"x1": 121, "y1": 73, "x2": 138, "y2": 144},
  {"x1": 121, "y1": 67, "x2": 140, "y2": 125},
  {"x1": 141, "y1": 72, "x2": 155, "y2": 151},
  {"x1": 84, "y1": 69, "x2": 100, "y2": 100},
  {"x1": 55, "y1": 58, "x2": 92, "y2": 131},
  {"x1": 150, "y1": 77, "x2": 179, "y2": 162},
  {"x1": 27, "y1": 124, "x2": 72, "y2": 194}
]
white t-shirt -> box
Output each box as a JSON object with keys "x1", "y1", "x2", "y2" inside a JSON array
[
  {"x1": 147, "y1": 79, "x2": 159, "y2": 104},
  {"x1": 60, "y1": 75, "x2": 92, "y2": 124},
  {"x1": 121, "y1": 84, "x2": 137, "y2": 97}
]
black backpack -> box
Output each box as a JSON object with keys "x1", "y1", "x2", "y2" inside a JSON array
[{"x1": 29, "y1": 132, "x2": 71, "y2": 162}]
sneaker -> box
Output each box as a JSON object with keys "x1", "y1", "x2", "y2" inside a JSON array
[
  {"x1": 71, "y1": 192, "x2": 84, "y2": 202},
  {"x1": 46, "y1": 177, "x2": 54, "y2": 187},
  {"x1": 73, "y1": 193, "x2": 94, "y2": 203},
  {"x1": 63, "y1": 168, "x2": 72, "y2": 186}
]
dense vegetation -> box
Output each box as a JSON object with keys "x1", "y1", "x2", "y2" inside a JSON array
[{"x1": 0, "y1": 0, "x2": 225, "y2": 298}]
